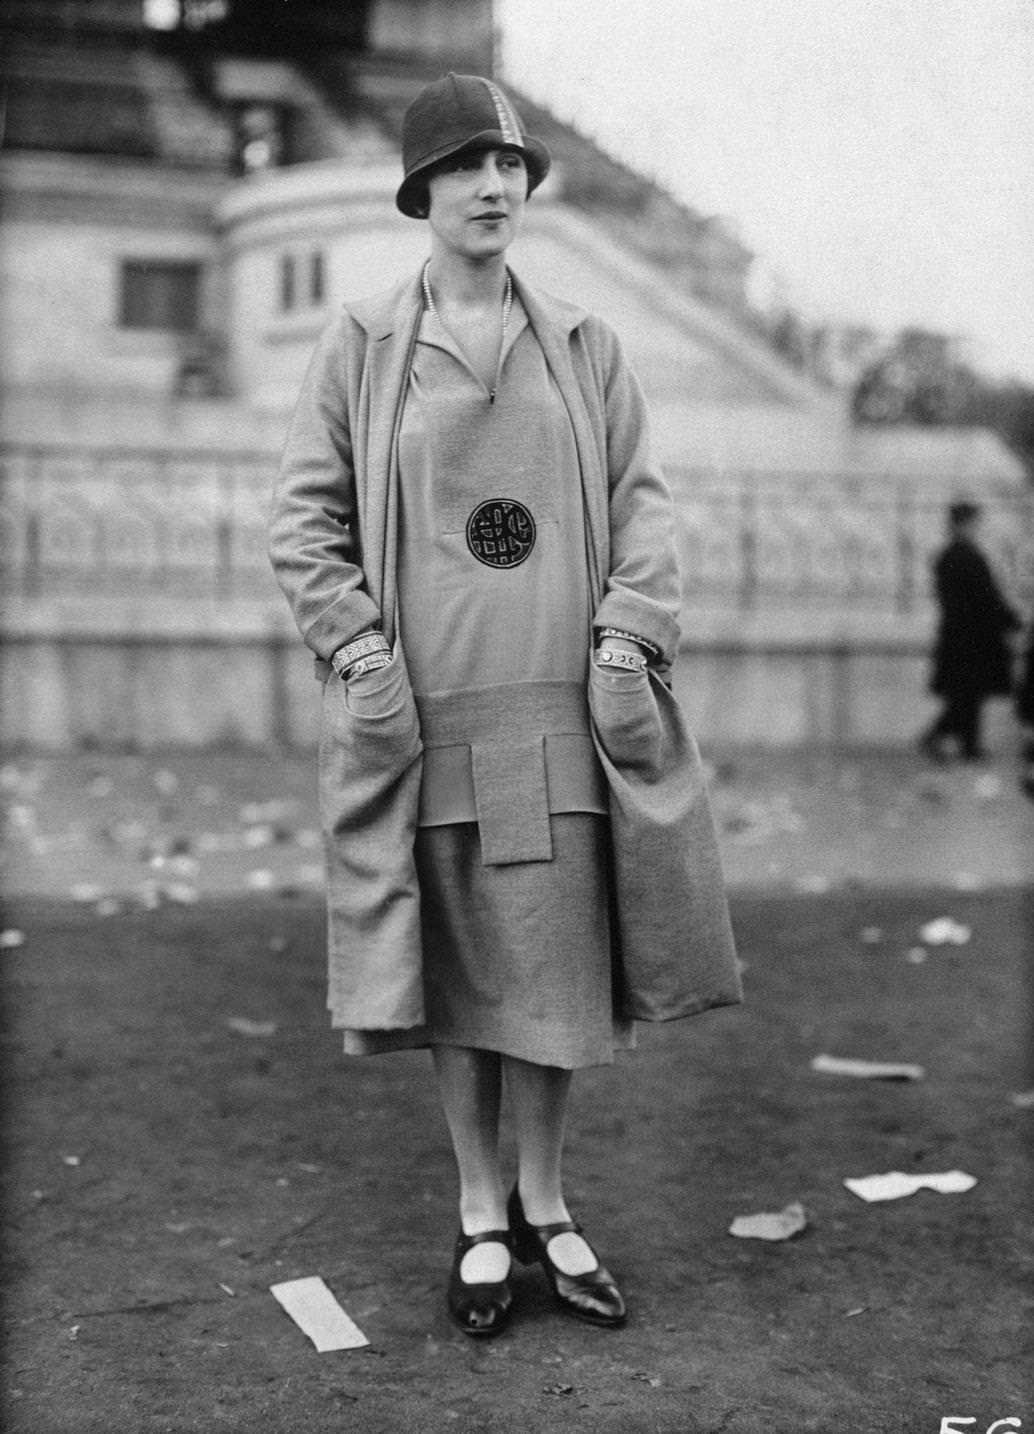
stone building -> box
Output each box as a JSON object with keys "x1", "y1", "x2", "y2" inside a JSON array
[{"x1": 1, "y1": 0, "x2": 1028, "y2": 748}]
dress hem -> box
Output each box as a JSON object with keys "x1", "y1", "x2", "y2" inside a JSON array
[{"x1": 340, "y1": 1022, "x2": 636, "y2": 1068}]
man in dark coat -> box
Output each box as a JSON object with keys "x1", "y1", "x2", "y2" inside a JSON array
[
  {"x1": 920, "y1": 501, "x2": 1021, "y2": 762},
  {"x1": 1016, "y1": 620, "x2": 1034, "y2": 798}
]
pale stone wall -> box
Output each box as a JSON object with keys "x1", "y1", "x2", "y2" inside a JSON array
[
  {"x1": 0, "y1": 154, "x2": 223, "y2": 398},
  {"x1": 2, "y1": 150, "x2": 1028, "y2": 751},
  {"x1": 2, "y1": 625, "x2": 1022, "y2": 753}
]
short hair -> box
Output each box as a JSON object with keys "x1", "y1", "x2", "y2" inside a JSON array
[{"x1": 412, "y1": 145, "x2": 534, "y2": 218}]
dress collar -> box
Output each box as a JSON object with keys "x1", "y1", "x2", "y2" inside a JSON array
[{"x1": 346, "y1": 269, "x2": 586, "y2": 342}]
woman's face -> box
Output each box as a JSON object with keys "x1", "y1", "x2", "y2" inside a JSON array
[{"x1": 426, "y1": 147, "x2": 527, "y2": 262}]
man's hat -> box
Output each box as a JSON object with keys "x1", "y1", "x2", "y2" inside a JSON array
[
  {"x1": 396, "y1": 73, "x2": 551, "y2": 218},
  {"x1": 949, "y1": 500, "x2": 981, "y2": 524}
]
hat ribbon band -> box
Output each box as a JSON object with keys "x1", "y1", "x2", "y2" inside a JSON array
[{"x1": 479, "y1": 78, "x2": 524, "y2": 147}]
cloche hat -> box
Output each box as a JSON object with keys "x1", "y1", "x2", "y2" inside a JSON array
[{"x1": 396, "y1": 72, "x2": 551, "y2": 218}]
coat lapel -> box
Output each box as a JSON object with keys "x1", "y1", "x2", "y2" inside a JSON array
[
  {"x1": 349, "y1": 276, "x2": 423, "y2": 645},
  {"x1": 512, "y1": 276, "x2": 610, "y2": 613}
]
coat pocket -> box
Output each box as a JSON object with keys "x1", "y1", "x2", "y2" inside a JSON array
[
  {"x1": 319, "y1": 649, "x2": 425, "y2": 1032},
  {"x1": 587, "y1": 659, "x2": 661, "y2": 772},
  {"x1": 588, "y1": 662, "x2": 742, "y2": 1023},
  {"x1": 328, "y1": 652, "x2": 422, "y2": 768}
]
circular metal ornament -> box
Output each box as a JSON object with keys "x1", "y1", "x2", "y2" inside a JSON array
[{"x1": 465, "y1": 498, "x2": 537, "y2": 569}]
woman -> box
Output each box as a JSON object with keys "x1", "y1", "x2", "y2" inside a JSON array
[{"x1": 269, "y1": 72, "x2": 740, "y2": 1337}]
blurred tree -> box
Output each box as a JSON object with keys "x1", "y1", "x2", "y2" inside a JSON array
[
  {"x1": 850, "y1": 327, "x2": 1034, "y2": 477},
  {"x1": 852, "y1": 327, "x2": 973, "y2": 426}
]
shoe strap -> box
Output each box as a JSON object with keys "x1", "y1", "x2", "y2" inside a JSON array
[
  {"x1": 527, "y1": 1218, "x2": 583, "y2": 1241},
  {"x1": 456, "y1": 1228, "x2": 513, "y2": 1252}
]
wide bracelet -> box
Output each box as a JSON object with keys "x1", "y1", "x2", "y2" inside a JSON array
[
  {"x1": 331, "y1": 631, "x2": 390, "y2": 677},
  {"x1": 597, "y1": 626, "x2": 659, "y2": 656},
  {"x1": 345, "y1": 653, "x2": 394, "y2": 680},
  {"x1": 594, "y1": 647, "x2": 648, "y2": 674}
]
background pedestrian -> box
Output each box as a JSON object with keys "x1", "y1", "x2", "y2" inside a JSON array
[{"x1": 919, "y1": 500, "x2": 1021, "y2": 762}]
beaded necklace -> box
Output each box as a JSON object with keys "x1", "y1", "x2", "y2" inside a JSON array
[{"x1": 421, "y1": 262, "x2": 514, "y2": 404}]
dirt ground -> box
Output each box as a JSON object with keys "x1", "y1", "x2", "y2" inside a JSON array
[{"x1": 2, "y1": 751, "x2": 1033, "y2": 1433}]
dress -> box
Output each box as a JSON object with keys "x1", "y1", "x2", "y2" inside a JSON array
[
  {"x1": 343, "y1": 300, "x2": 634, "y2": 1066},
  {"x1": 270, "y1": 271, "x2": 738, "y2": 1043}
]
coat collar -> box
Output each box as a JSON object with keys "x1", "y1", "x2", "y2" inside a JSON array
[{"x1": 345, "y1": 267, "x2": 587, "y2": 341}]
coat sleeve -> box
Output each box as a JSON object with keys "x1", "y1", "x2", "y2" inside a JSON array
[
  {"x1": 591, "y1": 322, "x2": 682, "y2": 663},
  {"x1": 268, "y1": 313, "x2": 382, "y2": 659}
]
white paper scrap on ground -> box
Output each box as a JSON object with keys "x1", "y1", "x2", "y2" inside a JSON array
[
  {"x1": 728, "y1": 1201, "x2": 808, "y2": 1241},
  {"x1": 270, "y1": 1277, "x2": 369, "y2": 1351},
  {"x1": 811, "y1": 1054, "x2": 925, "y2": 1081},
  {"x1": 843, "y1": 1170, "x2": 977, "y2": 1202},
  {"x1": 1009, "y1": 1089, "x2": 1034, "y2": 1109},
  {"x1": 918, "y1": 917, "x2": 971, "y2": 946},
  {"x1": 226, "y1": 1016, "x2": 277, "y2": 1038}
]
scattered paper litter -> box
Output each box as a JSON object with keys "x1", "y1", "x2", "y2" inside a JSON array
[
  {"x1": 1, "y1": 763, "x2": 25, "y2": 791},
  {"x1": 137, "y1": 881, "x2": 164, "y2": 911},
  {"x1": 1009, "y1": 1089, "x2": 1034, "y2": 1109},
  {"x1": 859, "y1": 927, "x2": 883, "y2": 944},
  {"x1": 240, "y1": 799, "x2": 298, "y2": 826},
  {"x1": 952, "y1": 872, "x2": 986, "y2": 892},
  {"x1": 164, "y1": 882, "x2": 200, "y2": 906},
  {"x1": 70, "y1": 883, "x2": 105, "y2": 904},
  {"x1": 793, "y1": 875, "x2": 833, "y2": 894},
  {"x1": 270, "y1": 1276, "x2": 369, "y2": 1352},
  {"x1": 973, "y1": 773, "x2": 1001, "y2": 801},
  {"x1": 246, "y1": 869, "x2": 276, "y2": 892},
  {"x1": 0, "y1": 929, "x2": 26, "y2": 950},
  {"x1": 728, "y1": 1201, "x2": 808, "y2": 1241},
  {"x1": 294, "y1": 864, "x2": 324, "y2": 886},
  {"x1": 918, "y1": 917, "x2": 971, "y2": 946},
  {"x1": 811, "y1": 1054, "x2": 925, "y2": 1082},
  {"x1": 843, "y1": 1170, "x2": 977, "y2": 1202},
  {"x1": 226, "y1": 1016, "x2": 277, "y2": 1038}
]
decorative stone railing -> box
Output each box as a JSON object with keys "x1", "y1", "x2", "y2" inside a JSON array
[{"x1": 1, "y1": 443, "x2": 1031, "y2": 620}]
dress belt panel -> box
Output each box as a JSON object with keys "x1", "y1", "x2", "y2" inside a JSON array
[
  {"x1": 416, "y1": 680, "x2": 588, "y2": 748},
  {"x1": 414, "y1": 681, "x2": 608, "y2": 860}
]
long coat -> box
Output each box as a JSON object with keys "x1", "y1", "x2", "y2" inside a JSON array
[
  {"x1": 269, "y1": 270, "x2": 741, "y2": 1032},
  {"x1": 930, "y1": 537, "x2": 1020, "y2": 699}
]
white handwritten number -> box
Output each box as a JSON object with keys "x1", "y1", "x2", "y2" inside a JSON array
[{"x1": 939, "y1": 1422, "x2": 1022, "y2": 1434}]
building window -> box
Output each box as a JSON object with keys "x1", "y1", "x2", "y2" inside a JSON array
[
  {"x1": 120, "y1": 260, "x2": 201, "y2": 332},
  {"x1": 309, "y1": 250, "x2": 325, "y2": 306},
  {"x1": 279, "y1": 253, "x2": 296, "y2": 313},
  {"x1": 278, "y1": 249, "x2": 326, "y2": 314}
]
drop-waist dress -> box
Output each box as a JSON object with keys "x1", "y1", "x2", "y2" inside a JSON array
[{"x1": 342, "y1": 300, "x2": 633, "y2": 1067}]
